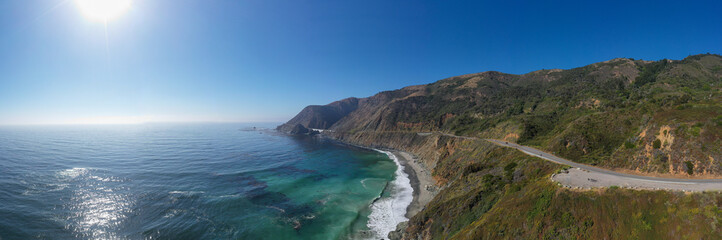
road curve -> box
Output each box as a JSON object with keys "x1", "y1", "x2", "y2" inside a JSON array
[
  {"x1": 486, "y1": 139, "x2": 722, "y2": 184},
  {"x1": 433, "y1": 132, "x2": 722, "y2": 190}
]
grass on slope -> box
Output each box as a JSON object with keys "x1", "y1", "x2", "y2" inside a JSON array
[
  {"x1": 404, "y1": 140, "x2": 722, "y2": 239},
  {"x1": 452, "y1": 181, "x2": 722, "y2": 240}
]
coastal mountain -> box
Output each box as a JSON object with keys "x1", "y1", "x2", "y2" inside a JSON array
[
  {"x1": 280, "y1": 54, "x2": 722, "y2": 239},
  {"x1": 281, "y1": 54, "x2": 722, "y2": 175},
  {"x1": 277, "y1": 97, "x2": 359, "y2": 132}
]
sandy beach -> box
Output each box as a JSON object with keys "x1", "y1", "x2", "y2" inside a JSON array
[{"x1": 392, "y1": 151, "x2": 437, "y2": 218}]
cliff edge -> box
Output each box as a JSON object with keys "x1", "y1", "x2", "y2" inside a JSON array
[{"x1": 279, "y1": 54, "x2": 722, "y2": 239}]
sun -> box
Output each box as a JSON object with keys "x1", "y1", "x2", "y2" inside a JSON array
[{"x1": 75, "y1": 0, "x2": 132, "y2": 22}]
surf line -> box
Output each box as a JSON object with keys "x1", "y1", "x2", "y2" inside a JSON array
[{"x1": 367, "y1": 149, "x2": 414, "y2": 239}]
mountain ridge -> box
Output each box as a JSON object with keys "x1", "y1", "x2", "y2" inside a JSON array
[
  {"x1": 281, "y1": 54, "x2": 722, "y2": 175},
  {"x1": 280, "y1": 53, "x2": 722, "y2": 239}
]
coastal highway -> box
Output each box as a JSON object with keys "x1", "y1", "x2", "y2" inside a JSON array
[
  {"x1": 485, "y1": 139, "x2": 722, "y2": 184},
  {"x1": 433, "y1": 132, "x2": 722, "y2": 190}
]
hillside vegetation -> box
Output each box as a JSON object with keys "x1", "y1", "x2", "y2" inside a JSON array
[
  {"x1": 279, "y1": 54, "x2": 722, "y2": 239},
  {"x1": 281, "y1": 54, "x2": 722, "y2": 177}
]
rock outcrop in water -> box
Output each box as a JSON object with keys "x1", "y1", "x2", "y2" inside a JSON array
[{"x1": 280, "y1": 54, "x2": 722, "y2": 239}]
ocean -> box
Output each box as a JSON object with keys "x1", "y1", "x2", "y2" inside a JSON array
[{"x1": 0, "y1": 123, "x2": 411, "y2": 239}]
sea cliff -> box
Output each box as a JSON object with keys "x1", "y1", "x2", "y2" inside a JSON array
[{"x1": 280, "y1": 54, "x2": 722, "y2": 239}]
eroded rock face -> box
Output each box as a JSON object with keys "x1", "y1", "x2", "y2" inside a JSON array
[{"x1": 388, "y1": 221, "x2": 408, "y2": 240}]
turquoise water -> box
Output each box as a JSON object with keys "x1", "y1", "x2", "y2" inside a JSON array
[{"x1": 0, "y1": 123, "x2": 403, "y2": 239}]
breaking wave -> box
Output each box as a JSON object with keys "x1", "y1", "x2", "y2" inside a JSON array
[{"x1": 366, "y1": 150, "x2": 413, "y2": 239}]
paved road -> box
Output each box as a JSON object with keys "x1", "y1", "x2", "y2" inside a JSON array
[{"x1": 486, "y1": 139, "x2": 722, "y2": 184}]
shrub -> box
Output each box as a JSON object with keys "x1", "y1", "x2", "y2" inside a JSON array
[
  {"x1": 504, "y1": 162, "x2": 518, "y2": 181},
  {"x1": 508, "y1": 184, "x2": 522, "y2": 192},
  {"x1": 684, "y1": 161, "x2": 694, "y2": 175},
  {"x1": 690, "y1": 126, "x2": 702, "y2": 137},
  {"x1": 624, "y1": 141, "x2": 636, "y2": 149},
  {"x1": 504, "y1": 162, "x2": 518, "y2": 172},
  {"x1": 634, "y1": 60, "x2": 669, "y2": 87},
  {"x1": 482, "y1": 174, "x2": 496, "y2": 182},
  {"x1": 676, "y1": 124, "x2": 688, "y2": 135},
  {"x1": 528, "y1": 190, "x2": 553, "y2": 219},
  {"x1": 463, "y1": 163, "x2": 488, "y2": 176},
  {"x1": 653, "y1": 139, "x2": 662, "y2": 149}
]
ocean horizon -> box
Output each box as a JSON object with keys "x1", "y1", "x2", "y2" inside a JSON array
[{"x1": 0, "y1": 123, "x2": 411, "y2": 239}]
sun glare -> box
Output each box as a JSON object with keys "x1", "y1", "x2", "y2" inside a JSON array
[{"x1": 75, "y1": 0, "x2": 132, "y2": 21}]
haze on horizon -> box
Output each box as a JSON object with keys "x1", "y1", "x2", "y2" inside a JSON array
[{"x1": 1, "y1": 0, "x2": 720, "y2": 125}]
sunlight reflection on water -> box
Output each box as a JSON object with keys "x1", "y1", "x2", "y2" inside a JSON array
[
  {"x1": 0, "y1": 123, "x2": 395, "y2": 239},
  {"x1": 59, "y1": 167, "x2": 132, "y2": 239}
]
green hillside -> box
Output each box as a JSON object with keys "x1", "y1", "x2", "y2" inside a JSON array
[{"x1": 280, "y1": 54, "x2": 722, "y2": 239}]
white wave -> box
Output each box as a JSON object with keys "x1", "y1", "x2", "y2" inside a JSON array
[
  {"x1": 215, "y1": 194, "x2": 241, "y2": 198},
  {"x1": 168, "y1": 191, "x2": 205, "y2": 196},
  {"x1": 163, "y1": 209, "x2": 183, "y2": 218},
  {"x1": 367, "y1": 150, "x2": 413, "y2": 240},
  {"x1": 360, "y1": 178, "x2": 370, "y2": 189},
  {"x1": 266, "y1": 205, "x2": 286, "y2": 213}
]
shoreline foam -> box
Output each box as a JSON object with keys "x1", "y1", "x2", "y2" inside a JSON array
[
  {"x1": 392, "y1": 151, "x2": 436, "y2": 219},
  {"x1": 311, "y1": 135, "x2": 437, "y2": 239},
  {"x1": 366, "y1": 150, "x2": 414, "y2": 240}
]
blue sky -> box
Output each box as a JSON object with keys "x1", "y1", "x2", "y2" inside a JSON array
[{"x1": 1, "y1": 0, "x2": 720, "y2": 124}]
